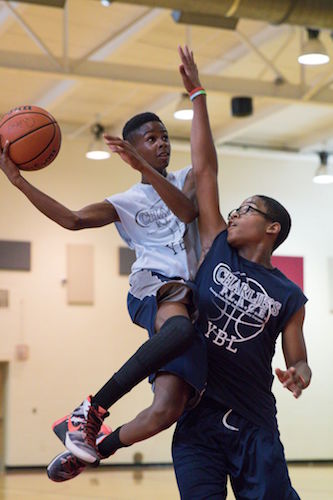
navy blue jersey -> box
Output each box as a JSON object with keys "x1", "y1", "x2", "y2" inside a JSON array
[{"x1": 195, "y1": 230, "x2": 307, "y2": 430}]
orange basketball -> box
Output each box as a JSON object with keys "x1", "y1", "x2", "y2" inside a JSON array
[{"x1": 0, "y1": 105, "x2": 61, "y2": 171}]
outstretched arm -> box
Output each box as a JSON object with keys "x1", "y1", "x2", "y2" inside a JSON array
[
  {"x1": 275, "y1": 306, "x2": 312, "y2": 399},
  {"x1": 104, "y1": 134, "x2": 197, "y2": 224},
  {"x1": 178, "y1": 46, "x2": 226, "y2": 254},
  {"x1": 0, "y1": 141, "x2": 119, "y2": 230}
]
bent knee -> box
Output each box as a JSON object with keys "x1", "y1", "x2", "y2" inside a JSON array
[{"x1": 148, "y1": 401, "x2": 185, "y2": 431}]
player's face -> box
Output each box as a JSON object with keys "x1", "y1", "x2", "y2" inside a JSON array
[
  {"x1": 227, "y1": 196, "x2": 274, "y2": 249},
  {"x1": 131, "y1": 121, "x2": 171, "y2": 173}
]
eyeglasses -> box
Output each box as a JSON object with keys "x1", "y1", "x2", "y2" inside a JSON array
[{"x1": 227, "y1": 204, "x2": 273, "y2": 221}]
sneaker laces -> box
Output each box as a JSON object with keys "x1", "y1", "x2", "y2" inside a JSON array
[
  {"x1": 86, "y1": 405, "x2": 109, "y2": 449},
  {"x1": 62, "y1": 454, "x2": 85, "y2": 475}
]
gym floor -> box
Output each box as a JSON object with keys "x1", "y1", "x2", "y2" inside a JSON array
[{"x1": 1, "y1": 463, "x2": 332, "y2": 499}]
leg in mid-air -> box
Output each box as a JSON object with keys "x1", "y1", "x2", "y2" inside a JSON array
[
  {"x1": 48, "y1": 279, "x2": 206, "y2": 481},
  {"x1": 51, "y1": 307, "x2": 197, "y2": 462},
  {"x1": 47, "y1": 370, "x2": 192, "y2": 482},
  {"x1": 47, "y1": 367, "x2": 194, "y2": 482}
]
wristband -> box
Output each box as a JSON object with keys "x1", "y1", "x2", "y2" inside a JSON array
[
  {"x1": 189, "y1": 86, "x2": 205, "y2": 97},
  {"x1": 189, "y1": 89, "x2": 207, "y2": 101}
]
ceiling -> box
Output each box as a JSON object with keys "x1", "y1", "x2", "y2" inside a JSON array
[{"x1": 1, "y1": 0, "x2": 333, "y2": 156}]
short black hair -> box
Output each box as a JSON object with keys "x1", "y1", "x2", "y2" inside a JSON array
[
  {"x1": 256, "y1": 195, "x2": 291, "y2": 250},
  {"x1": 122, "y1": 112, "x2": 163, "y2": 141}
]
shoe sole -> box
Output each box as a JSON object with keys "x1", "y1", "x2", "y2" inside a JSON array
[{"x1": 65, "y1": 434, "x2": 100, "y2": 465}]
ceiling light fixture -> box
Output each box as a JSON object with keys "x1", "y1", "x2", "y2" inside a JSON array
[
  {"x1": 100, "y1": 0, "x2": 112, "y2": 6},
  {"x1": 86, "y1": 123, "x2": 110, "y2": 160},
  {"x1": 174, "y1": 93, "x2": 193, "y2": 120},
  {"x1": 313, "y1": 151, "x2": 333, "y2": 184},
  {"x1": 298, "y1": 28, "x2": 330, "y2": 65}
]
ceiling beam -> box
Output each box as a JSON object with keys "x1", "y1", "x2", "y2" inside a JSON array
[
  {"x1": 65, "y1": 7, "x2": 167, "y2": 137},
  {"x1": 2, "y1": 52, "x2": 333, "y2": 105},
  {"x1": 235, "y1": 30, "x2": 286, "y2": 82},
  {"x1": 34, "y1": 80, "x2": 77, "y2": 110},
  {"x1": 301, "y1": 70, "x2": 333, "y2": 102},
  {"x1": 87, "y1": 8, "x2": 164, "y2": 62},
  {"x1": 0, "y1": 2, "x2": 20, "y2": 33},
  {"x1": 4, "y1": 2, "x2": 62, "y2": 69},
  {"x1": 171, "y1": 138, "x2": 317, "y2": 163},
  {"x1": 0, "y1": 4, "x2": 166, "y2": 119},
  {"x1": 213, "y1": 104, "x2": 289, "y2": 144},
  {"x1": 106, "y1": 92, "x2": 179, "y2": 136},
  {"x1": 66, "y1": 88, "x2": 139, "y2": 140},
  {"x1": 122, "y1": 24, "x2": 293, "y2": 144},
  {"x1": 203, "y1": 25, "x2": 291, "y2": 75},
  {"x1": 62, "y1": 0, "x2": 69, "y2": 69},
  {"x1": 288, "y1": 126, "x2": 333, "y2": 151}
]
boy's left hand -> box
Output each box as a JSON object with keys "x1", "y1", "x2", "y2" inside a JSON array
[
  {"x1": 178, "y1": 45, "x2": 202, "y2": 93},
  {"x1": 275, "y1": 367, "x2": 306, "y2": 399}
]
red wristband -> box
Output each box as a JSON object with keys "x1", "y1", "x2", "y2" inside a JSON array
[{"x1": 189, "y1": 86, "x2": 204, "y2": 97}]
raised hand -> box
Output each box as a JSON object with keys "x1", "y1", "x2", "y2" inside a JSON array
[
  {"x1": 0, "y1": 139, "x2": 21, "y2": 185},
  {"x1": 104, "y1": 135, "x2": 149, "y2": 172},
  {"x1": 275, "y1": 366, "x2": 307, "y2": 399},
  {"x1": 178, "y1": 45, "x2": 202, "y2": 93}
]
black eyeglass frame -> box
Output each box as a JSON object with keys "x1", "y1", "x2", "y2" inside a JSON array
[{"x1": 227, "y1": 204, "x2": 274, "y2": 221}]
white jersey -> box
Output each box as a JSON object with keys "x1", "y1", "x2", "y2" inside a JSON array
[{"x1": 107, "y1": 166, "x2": 199, "y2": 281}]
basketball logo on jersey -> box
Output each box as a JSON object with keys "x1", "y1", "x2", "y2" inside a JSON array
[
  {"x1": 135, "y1": 199, "x2": 186, "y2": 255},
  {"x1": 204, "y1": 263, "x2": 282, "y2": 353},
  {"x1": 135, "y1": 203, "x2": 172, "y2": 228}
]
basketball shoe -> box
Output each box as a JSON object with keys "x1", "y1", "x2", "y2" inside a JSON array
[
  {"x1": 47, "y1": 423, "x2": 111, "y2": 482},
  {"x1": 52, "y1": 395, "x2": 109, "y2": 464}
]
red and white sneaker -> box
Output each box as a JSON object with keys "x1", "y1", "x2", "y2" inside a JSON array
[
  {"x1": 52, "y1": 395, "x2": 109, "y2": 465},
  {"x1": 47, "y1": 423, "x2": 111, "y2": 482}
]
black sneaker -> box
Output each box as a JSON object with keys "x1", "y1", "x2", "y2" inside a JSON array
[{"x1": 52, "y1": 395, "x2": 109, "y2": 464}]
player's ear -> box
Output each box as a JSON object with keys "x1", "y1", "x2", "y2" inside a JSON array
[{"x1": 266, "y1": 221, "x2": 280, "y2": 236}]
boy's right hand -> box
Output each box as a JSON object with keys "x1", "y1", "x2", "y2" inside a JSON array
[
  {"x1": 178, "y1": 45, "x2": 202, "y2": 93},
  {"x1": 0, "y1": 140, "x2": 22, "y2": 185}
]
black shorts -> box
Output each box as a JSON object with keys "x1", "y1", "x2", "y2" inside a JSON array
[{"x1": 172, "y1": 398, "x2": 300, "y2": 500}]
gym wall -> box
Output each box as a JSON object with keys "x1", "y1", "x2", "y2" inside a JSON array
[{"x1": 0, "y1": 136, "x2": 332, "y2": 466}]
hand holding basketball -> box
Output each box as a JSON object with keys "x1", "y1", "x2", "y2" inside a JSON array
[
  {"x1": 0, "y1": 139, "x2": 22, "y2": 185},
  {"x1": 0, "y1": 105, "x2": 61, "y2": 171}
]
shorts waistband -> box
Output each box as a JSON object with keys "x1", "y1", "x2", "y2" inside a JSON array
[{"x1": 200, "y1": 396, "x2": 230, "y2": 412}]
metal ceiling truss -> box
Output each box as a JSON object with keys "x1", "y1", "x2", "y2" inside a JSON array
[
  {"x1": 3, "y1": 0, "x2": 333, "y2": 150},
  {"x1": 2, "y1": 50, "x2": 333, "y2": 107}
]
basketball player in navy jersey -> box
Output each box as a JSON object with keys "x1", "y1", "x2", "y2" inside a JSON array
[
  {"x1": 0, "y1": 113, "x2": 206, "y2": 479},
  {"x1": 172, "y1": 46, "x2": 312, "y2": 499}
]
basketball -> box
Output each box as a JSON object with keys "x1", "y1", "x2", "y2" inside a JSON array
[{"x1": 0, "y1": 105, "x2": 61, "y2": 171}]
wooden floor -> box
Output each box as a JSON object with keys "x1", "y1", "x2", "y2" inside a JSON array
[{"x1": 0, "y1": 463, "x2": 332, "y2": 499}]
